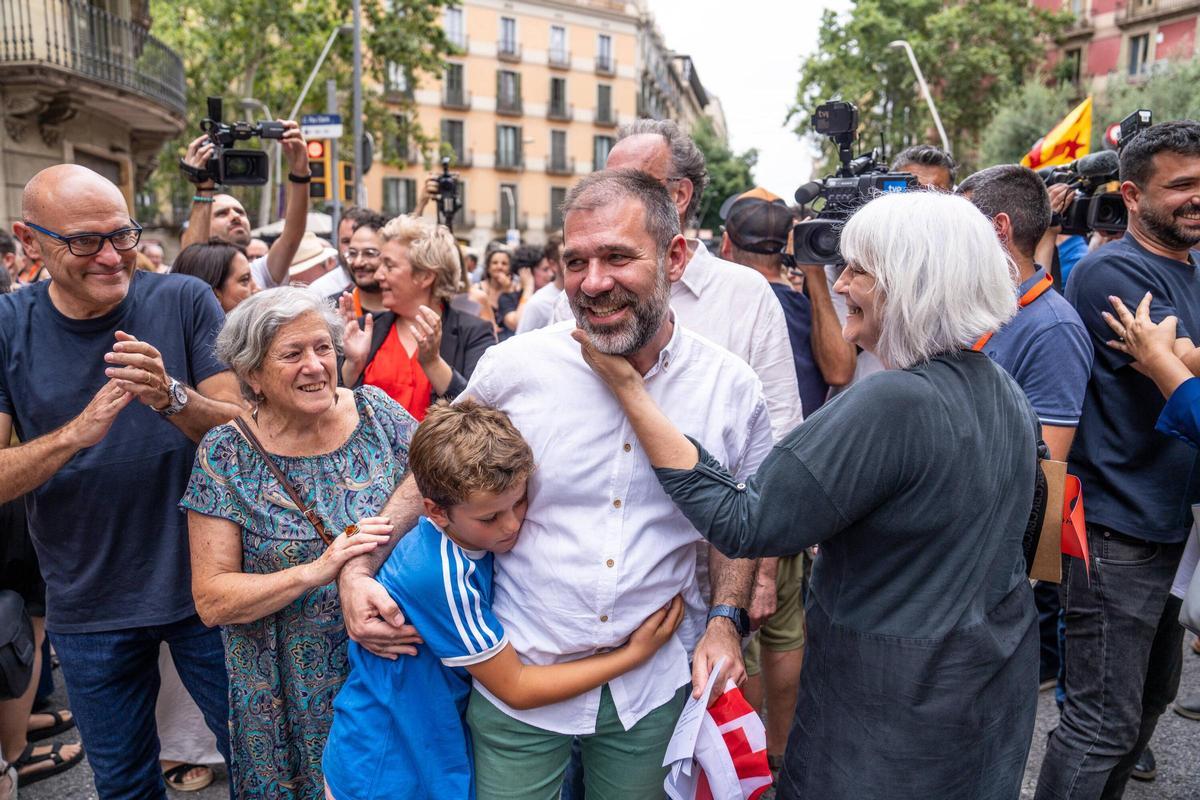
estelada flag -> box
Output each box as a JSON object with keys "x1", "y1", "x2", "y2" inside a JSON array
[
  {"x1": 665, "y1": 685, "x2": 773, "y2": 800},
  {"x1": 1021, "y1": 96, "x2": 1093, "y2": 170}
]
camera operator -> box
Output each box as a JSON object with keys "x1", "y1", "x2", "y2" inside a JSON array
[
  {"x1": 1035, "y1": 120, "x2": 1200, "y2": 800},
  {"x1": 891, "y1": 144, "x2": 957, "y2": 192},
  {"x1": 178, "y1": 119, "x2": 310, "y2": 290}
]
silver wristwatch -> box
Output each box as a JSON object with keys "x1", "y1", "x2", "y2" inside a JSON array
[{"x1": 158, "y1": 377, "x2": 189, "y2": 417}]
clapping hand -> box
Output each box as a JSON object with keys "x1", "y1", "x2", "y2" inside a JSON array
[
  {"x1": 104, "y1": 331, "x2": 172, "y2": 411},
  {"x1": 339, "y1": 293, "x2": 373, "y2": 371},
  {"x1": 66, "y1": 380, "x2": 134, "y2": 449},
  {"x1": 410, "y1": 305, "x2": 444, "y2": 369}
]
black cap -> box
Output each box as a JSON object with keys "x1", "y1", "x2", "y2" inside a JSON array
[{"x1": 719, "y1": 187, "x2": 792, "y2": 255}]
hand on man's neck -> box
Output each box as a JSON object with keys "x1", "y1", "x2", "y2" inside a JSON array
[{"x1": 626, "y1": 314, "x2": 675, "y2": 376}]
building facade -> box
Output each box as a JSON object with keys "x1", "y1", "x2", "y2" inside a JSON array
[
  {"x1": 1037, "y1": 0, "x2": 1200, "y2": 92},
  {"x1": 0, "y1": 0, "x2": 186, "y2": 225},
  {"x1": 366, "y1": 0, "x2": 713, "y2": 250}
]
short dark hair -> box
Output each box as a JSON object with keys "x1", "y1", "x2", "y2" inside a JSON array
[
  {"x1": 892, "y1": 144, "x2": 958, "y2": 184},
  {"x1": 512, "y1": 244, "x2": 544, "y2": 271},
  {"x1": 171, "y1": 238, "x2": 245, "y2": 291},
  {"x1": 563, "y1": 169, "x2": 680, "y2": 259},
  {"x1": 350, "y1": 210, "x2": 390, "y2": 235},
  {"x1": 1120, "y1": 120, "x2": 1200, "y2": 188},
  {"x1": 0, "y1": 231, "x2": 18, "y2": 257},
  {"x1": 341, "y1": 206, "x2": 378, "y2": 229},
  {"x1": 544, "y1": 233, "x2": 563, "y2": 264},
  {"x1": 956, "y1": 165, "x2": 1050, "y2": 258}
]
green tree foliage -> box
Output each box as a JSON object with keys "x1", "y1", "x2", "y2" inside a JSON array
[
  {"x1": 692, "y1": 119, "x2": 758, "y2": 232},
  {"x1": 978, "y1": 78, "x2": 1078, "y2": 167},
  {"x1": 145, "y1": 0, "x2": 453, "y2": 226},
  {"x1": 793, "y1": 0, "x2": 1068, "y2": 173},
  {"x1": 979, "y1": 58, "x2": 1200, "y2": 172}
]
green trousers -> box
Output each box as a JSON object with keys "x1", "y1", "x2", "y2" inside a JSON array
[{"x1": 467, "y1": 684, "x2": 688, "y2": 799}]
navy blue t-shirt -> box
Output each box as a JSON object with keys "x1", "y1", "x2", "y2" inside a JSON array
[
  {"x1": 1065, "y1": 234, "x2": 1200, "y2": 543},
  {"x1": 770, "y1": 283, "x2": 829, "y2": 417},
  {"x1": 0, "y1": 272, "x2": 227, "y2": 632},
  {"x1": 982, "y1": 267, "x2": 1093, "y2": 427}
]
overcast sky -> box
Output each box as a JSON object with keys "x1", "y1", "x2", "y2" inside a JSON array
[{"x1": 648, "y1": 0, "x2": 852, "y2": 203}]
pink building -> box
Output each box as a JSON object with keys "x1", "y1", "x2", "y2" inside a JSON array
[{"x1": 1035, "y1": 0, "x2": 1200, "y2": 90}]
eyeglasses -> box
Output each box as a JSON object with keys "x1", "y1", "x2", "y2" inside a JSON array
[
  {"x1": 346, "y1": 248, "x2": 381, "y2": 261},
  {"x1": 24, "y1": 221, "x2": 142, "y2": 257}
]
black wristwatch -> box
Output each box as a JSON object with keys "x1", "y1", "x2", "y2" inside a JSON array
[{"x1": 707, "y1": 604, "x2": 750, "y2": 637}]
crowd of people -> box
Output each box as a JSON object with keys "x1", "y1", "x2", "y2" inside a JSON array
[{"x1": 0, "y1": 110, "x2": 1198, "y2": 800}]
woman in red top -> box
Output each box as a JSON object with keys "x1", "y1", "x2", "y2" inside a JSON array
[{"x1": 340, "y1": 216, "x2": 494, "y2": 420}]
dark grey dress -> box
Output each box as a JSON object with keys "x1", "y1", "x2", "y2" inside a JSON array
[{"x1": 657, "y1": 351, "x2": 1040, "y2": 800}]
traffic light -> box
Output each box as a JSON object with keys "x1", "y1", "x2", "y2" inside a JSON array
[
  {"x1": 341, "y1": 163, "x2": 355, "y2": 202},
  {"x1": 307, "y1": 140, "x2": 332, "y2": 200}
]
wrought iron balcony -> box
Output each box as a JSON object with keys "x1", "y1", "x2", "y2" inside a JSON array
[
  {"x1": 595, "y1": 55, "x2": 616, "y2": 76},
  {"x1": 496, "y1": 94, "x2": 523, "y2": 116},
  {"x1": 442, "y1": 89, "x2": 472, "y2": 110},
  {"x1": 548, "y1": 48, "x2": 571, "y2": 70},
  {"x1": 1120, "y1": 0, "x2": 1200, "y2": 25},
  {"x1": 546, "y1": 154, "x2": 575, "y2": 175},
  {"x1": 594, "y1": 107, "x2": 617, "y2": 128},
  {"x1": 547, "y1": 102, "x2": 573, "y2": 121},
  {"x1": 497, "y1": 39, "x2": 522, "y2": 62},
  {"x1": 0, "y1": 0, "x2": 185, "y2": 116}
]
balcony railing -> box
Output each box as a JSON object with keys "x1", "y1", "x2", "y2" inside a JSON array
[
  {"x1": 497, "y1": 94, "x2": 523, "y2": 116},
  {"x1": 595, "y1": 55, "x2": 616, "y2": 76},
  {"x1": 1060, "y1": 12, "x2": 1092, "y2": 36},
  {"x1": 0, "y1": 0, "x2": 185, "y2": 116},
  {"x1": 442, "y1": 89, "x2": 472, "y2": 110},
  {"x1": 497, "y1": 39, "x2": 522, "y2": 62},
  {"x1": 445, "y1": 147, "x2": 474, "y2": 168},
  {"x1": 495, "y1": 152, "x2": 524, "y2": 171},
  {"x1": 548, "y1": 48, "x2": 571, "y2": 69},
  {"x1": 493, "y1": 212, "x2": 529, "y2": 232},
  {"x1": 594, "y1": 108, "x2": 617, "y2": 127},
  {"x1": 546, "y1": 154, "x2": 575, "y2": 175},
  {"x1": 547, "y1": 102, "x2": 573, "y2": 121},
  {"x1": 1121, "y1": 0, "x2": 1200, "y2": 24}
]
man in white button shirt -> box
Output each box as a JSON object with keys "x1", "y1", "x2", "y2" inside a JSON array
[{"x1": 339, "y1": 171, "x2": 773, "y2": 797}]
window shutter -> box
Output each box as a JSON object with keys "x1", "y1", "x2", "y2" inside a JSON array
[
  {"x1": 515, "y1": 73, "x2": 522, "y2": 105},
  {"x1": 496, "y1": 124, "x2": 502, "y2": 164},
  {"x1": 517, "y1": 126, "x2": 523, "y2": 166}
]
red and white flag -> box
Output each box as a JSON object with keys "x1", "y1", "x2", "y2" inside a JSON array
[{"x1": 664, "y1": 683, "x2": 773, "y2": 800}]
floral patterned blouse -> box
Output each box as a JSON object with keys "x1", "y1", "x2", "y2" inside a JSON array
[{"x1": 180, "y1": 386, "x2": 417, "y2": 800}]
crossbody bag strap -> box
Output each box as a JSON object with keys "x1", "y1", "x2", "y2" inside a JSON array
[{"x1": 233, "y1": 417, "x2": 334, "y2": 546}]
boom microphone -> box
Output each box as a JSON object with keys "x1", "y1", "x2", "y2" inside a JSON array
[
  {"x1": 1070, "y1": 150, "x2": 1119, "y2": 181},
  {"x1": 794, "y1": 181, "x2": 823, "y2": 206}
]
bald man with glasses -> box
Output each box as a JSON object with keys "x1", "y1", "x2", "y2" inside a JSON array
[{"x1": 3, "y1": 165, "x2": 242, "y2": 798}]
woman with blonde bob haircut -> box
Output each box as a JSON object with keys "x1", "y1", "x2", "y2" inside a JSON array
[
  {"x1": 341, "y1": 216, "x2": 495, "y2": 421},
  {"x1": 571, "y1": 190, "x2": 1041, "y2": 800}
]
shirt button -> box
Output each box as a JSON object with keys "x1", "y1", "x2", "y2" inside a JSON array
[
  {"x1": 600, "y1": 614, "x2": 609, "y2": 622},
  {"x1": 606, "y1": 559, "x2": 615, "y2": 568},
  {"x1": 623, "y1": 443, "x2": 632, "y2": 452},
  {"x1": 613, "y1": 498, "x2": 622, "y2": 508},
  {"x1": 662, "y1": 357, "x2": 670, "y2": 369}
]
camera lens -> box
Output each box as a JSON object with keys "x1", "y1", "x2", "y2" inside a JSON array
[{"x1": 225, "y1": 156, "x2": 253, "y2": 177}]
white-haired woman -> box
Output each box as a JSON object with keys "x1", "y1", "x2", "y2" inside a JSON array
[
  {"x1": 181, "y1": 287, "x2": 418, "y2": 799},
  {"x1": 574, "y1": 191, "x2": 1040, "y2": 800},
  {"x1": 340, "y1": 216, "x2": 494, "y2": 421}
]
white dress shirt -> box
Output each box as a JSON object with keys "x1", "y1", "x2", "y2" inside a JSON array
[
  {"x1": 463, "y1": 318, "x2": 773, "y2": 734},
  {"x1": 514, "y1": 283, "x2": 563, "y2": 334},
  {"x1": 552, "y1": 240, "x2": 803, "y2": 441}
]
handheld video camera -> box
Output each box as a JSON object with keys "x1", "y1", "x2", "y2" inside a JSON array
[
  {"x1": 195, "y1": 97, "x2": 285, "y2": 186},
  {"x1": 790, "y1": 101, "x2": 918, "y2": 265},
  {"x1": 1040, "y1": 108, "x2": 1152, "y2": 237},
  {"x1": 435, "y1": 156, "x2": 463, "y2": 231}
]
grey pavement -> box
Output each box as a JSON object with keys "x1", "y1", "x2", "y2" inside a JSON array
[{"x1": 22, "y1": 636, "x2": 1200, "y2": 799}]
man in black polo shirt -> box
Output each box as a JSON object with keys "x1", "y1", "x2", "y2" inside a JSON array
[{"x1": 1036, "y1": 121, "x2": 1200, "y2": 799}]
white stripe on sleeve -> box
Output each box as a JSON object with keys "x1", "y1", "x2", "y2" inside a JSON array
[{"x1": 440, "y1": 536, "x2": 478, "y2": 655}]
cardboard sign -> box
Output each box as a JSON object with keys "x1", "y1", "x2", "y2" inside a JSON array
[{"x1": 1030, "y1": 459, "x2": 1066, "y2": 583}]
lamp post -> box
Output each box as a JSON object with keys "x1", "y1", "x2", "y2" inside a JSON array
[
  {"x1": 352, "y1": 0, "x2": 364, "y2": 204},
  {"x1": 289, "y1": 24, "x2": 355, "y2": 122},
  {"x1": 887, "y1": 39, "x2": 950, "y2": 155},
  {"x1": 239, "y1": 97, "x2": 274, "y2": 229}
]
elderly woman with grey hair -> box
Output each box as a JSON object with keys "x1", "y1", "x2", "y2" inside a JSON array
[
  {"x1": 180, "y1": 286, "x2": 417, "y2": 799},
  {"x1": 574, "y1": 190, "x2": 1040, "y2": 800}
]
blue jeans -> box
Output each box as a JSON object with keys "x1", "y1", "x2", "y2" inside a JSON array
[
  {"x1": 52, "y1": 614, "x2": 231, "y2": 800},
  {"x1": 1035, "y1": 526, "x2": 1185, "y2": 800}
]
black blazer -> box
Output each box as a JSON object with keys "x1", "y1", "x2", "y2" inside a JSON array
[{"x1": 355, "y1": 304, "x2": 496, "y2": 401}]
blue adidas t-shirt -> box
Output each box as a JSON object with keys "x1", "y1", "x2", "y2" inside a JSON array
[
  {"x1": 323, "y1": 517, "x2": 507, "y2": 800},
  {"x1": 982, "y1": 267, "x2": 1093, "y2": 427},
  {"x1": 0, "y1": 272, "x2": 226, "y2": 632},
  {"x1": 1066, "y1": 234, "x2": 1200, "y2": 542}
]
